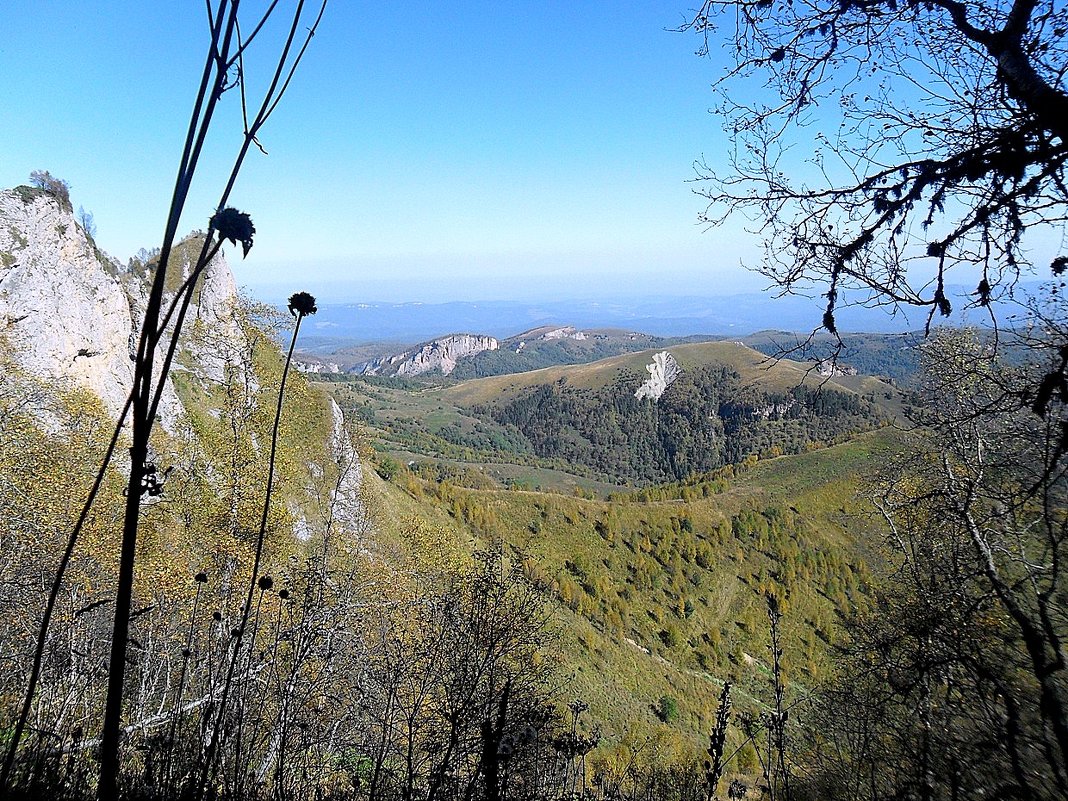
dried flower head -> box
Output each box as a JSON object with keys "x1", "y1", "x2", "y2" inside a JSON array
[
  {"x1": 194, "y1": 572, "x2": 208, "y2": 584},
  {"x1": 210, "y1": 207, "x2": 255, "y2": 257},
  {"x1": 211, "y1": 611, "x2": 222, "y2": 622},
  {"x1": 287, "y1": 291, "x2": 318, "y2": 317},
  {"x1": 257, "y1": 575, "x2": 274, "y2": 592},
  {"x1": 278, "y1": 589, "x2": 290, "y2": 600}
]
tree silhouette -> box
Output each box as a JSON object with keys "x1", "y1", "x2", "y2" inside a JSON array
[{"x1": 682, "y1": 0, "x2": 1067, "y2": 333}]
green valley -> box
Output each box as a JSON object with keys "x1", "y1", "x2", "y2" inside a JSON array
[{"x1": 329, "y1": 340, "x2": 906, "y2": 491}]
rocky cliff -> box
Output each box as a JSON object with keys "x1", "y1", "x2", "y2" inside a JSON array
[
  {"x1": 0, "y1": 187, "x2": 243, "y2": 429},
  {"x1": 356, "y1": 333, "x2": 499, "y2": 377},
  {"x1": 511, "y1": 325, "x2": 587, "y2": 353},
  {"x1": 816, "y1": 358, "x2": 858, "y2": 377},
  {"x1": 0, "y1": 182, "x2": 365, "y2": 544},
  {"x1": 0, "y1": 187, "x2": 138, "y2": 420}
]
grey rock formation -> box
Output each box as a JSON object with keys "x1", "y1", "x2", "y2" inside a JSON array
[
  {"x1": 754, "y1": 400, "x2": 795, "y2": 420},
  {"x1": 815, "y1": 358, "x2": 858, "y2": 377},
  {"x1": 512, "y1": 324, "x2": 588, "y2": 353},
  {"x1": 540, "y1": 325, "x2": 588, "y2": 341},
  {"x1": 295, "y1": 359, "x2": 342, "y2": 374},
  {"x1": 0, "y1": 188, "x2": 137, "y2": 420},
  {"x1": 634, "y1": 351, "x2": 681, "y2": 401},
  {"x1": 0, "y1": 187, "x2": 238, "y2": 430},
  {"x1": 328, "y1": 398, "x2": 365, "y2": 536},
  {"x1": 0, "y1": 184, "x2": 366, "y2": 545},
  {"x1": 356, "y1": 333, "x2": 499, "y2": 376}
]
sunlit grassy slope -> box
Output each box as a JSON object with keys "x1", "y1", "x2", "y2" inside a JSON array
[
  {"x1": 329, "y1": 339, "x2": 906, "y2": 494},
  {"x1": 362, "y1": 420, "x2": 902, "y2": 753}
]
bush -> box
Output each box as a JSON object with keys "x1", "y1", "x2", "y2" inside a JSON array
[
  {"x1": 375, "y1": 455, "x2": 400, "y2": 481},
  {"x1": 655, "y1": 694, "x2": 679, "y2": 723},
  {"x1": 659, "y1": 625, "x2": 680, "y2": 648},
  {"x1": 28, "y1": 169, "x2": 72, "y2": 210}
]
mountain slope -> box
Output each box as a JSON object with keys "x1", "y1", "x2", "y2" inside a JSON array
[
  {"x1": 0, "y1": 183, "x2": 366, "y2": 578},
  {"x1": 332, "y1": 340, "x2": 904, "y2": 488},
  {"x1": 362, "y1": 425, "x2": 898, "y2": 751}
]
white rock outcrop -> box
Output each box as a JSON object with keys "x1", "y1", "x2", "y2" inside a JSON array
[
  {"x1": 541, "y1": 326, "x2": 587, "y2": 341},
  {"x1": 296, "y1": 359, "x2": 341, "y2": 374},
  {"x1": 328, "y1": 399, "x2": 365, "y2": 535},
  {"x1": 511, "y1": 325, "x2": 588, "y2": 353},
  {"x1": 0, "y1": 187, "x2": 239, "y2": 429},
  {"x1": 754, "y1": 400, "x2": 795, "y2": 419},
  {"x1": 178, "y1": 249, "x2": 248, "y2": 389},
  {"x1": 816, "y1": 358, "x2": 858, "y2": 377},
  {"x1": 358, "y1": 333, "x2": 499, "y2": 377},
  {"x1": 634, "y1": 351, "x2": 681, "y2": 401},
  {"x1": 0, "y1": 188, "x2": 137, "y2": 419}
]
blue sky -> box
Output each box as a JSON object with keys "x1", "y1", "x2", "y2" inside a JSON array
[{"x1": 0, "y1": 2, "x2": 768, "y2": 302}]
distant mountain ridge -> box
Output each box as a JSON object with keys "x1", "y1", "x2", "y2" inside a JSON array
[
  {"x1": 296, "y1": 326, "x2": 687, "y2": 379},
  {"x1": 291, "y1": 282, "x2": 1028, "y2": 347},
  {"x1": 296, "y1": 322, "x2": 926, "y2": 387},
  {"x1": 353, "y1": 333, "x2": 499, "y2": 377}
]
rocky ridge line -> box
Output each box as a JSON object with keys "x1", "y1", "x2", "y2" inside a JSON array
[{"x1": 355, "y1": 333, "x2": 499, "y2": 377}]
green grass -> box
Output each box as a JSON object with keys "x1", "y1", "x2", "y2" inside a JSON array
[
  {"x1": 366, "y1": 429, "x2": 898, "y2": 750},
  {"x1": 323, "y1": 341, "x2": 906, "y2": 494}
]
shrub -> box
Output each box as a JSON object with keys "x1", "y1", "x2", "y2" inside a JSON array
[
  {"x1": 659, "y1": 625, "x2": 680, "y2": 648},
  {"x1": 375, "y1": 455, "x2": 400, "y2": 481},
  {"x1": 28, "y1": 170, "x2": 71, "y2": 211},
  {"x1": 655, "y1": 694, "x2": 679, "y2": 723}
]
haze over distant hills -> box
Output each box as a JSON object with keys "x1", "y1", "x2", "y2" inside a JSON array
[{"x1": 291, "y1": 284, "x2": 1029, "y2": 346}]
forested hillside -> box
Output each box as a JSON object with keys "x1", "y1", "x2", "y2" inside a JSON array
[
  {"x1": 480, "y1": 364, "x2": 880, "y2": 482},
  {"x1": 331, "y1": 341, "x2": 899, "y2": 490},
  {"x1": 364, "y1": 428, "x2": 892, "y2": 758}
]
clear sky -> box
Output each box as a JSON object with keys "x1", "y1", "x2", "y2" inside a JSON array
[{"x1": 0, "y1": 2, "x2": 765, "y2": 302}]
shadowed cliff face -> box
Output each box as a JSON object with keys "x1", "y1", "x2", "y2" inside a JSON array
[{"x1": 0, "y1": 187, "x2": 239, "y2": 430}]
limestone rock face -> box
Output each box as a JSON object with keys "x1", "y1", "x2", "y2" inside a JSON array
[
  {"x1": 295, "y1": 360, "x2": 342, "y2": 374},
  {"x1": 0, "y1": 185, "x2": 366, "y2": 546},
  {"x1": 394, "y1": 334, "x2": 499, "y2": 376},
  {"x1": 0, "y1": 187, "x2": 241, "y2": 429},
  {"x1": 358, "y1": 333, "x2": 499, "y2": 377},
  {"x1": 172, "y1": 243, "x2": 247, "y2": 388},
  {"x1": 816, "y1": 358, "x2": 858, "y2": 377},
  {"x1": 0, "y1": 188, "x2": 136, "y2": 419},
  {"x1": 540, "y1": 326, "x2": 587, "y2": 341},
  {"x1": 634, "y1": 351, "x2": 681, "y2": 401},
  {"x1": 328, "y1": 399, "x2": 364, "y2": 536},
  {"x1": 512, "y1": 325, "x2": 588, "y2": 353}
]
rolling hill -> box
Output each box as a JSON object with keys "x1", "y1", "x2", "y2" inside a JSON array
[
  {"x1": 329, "y1": 340, "x2": 906, "y2": 490},
  {"x1": 320, "y1": 336, "x2": 907, "y2": 757}
]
